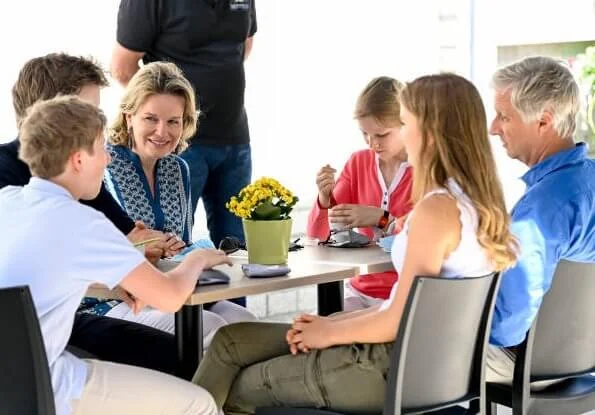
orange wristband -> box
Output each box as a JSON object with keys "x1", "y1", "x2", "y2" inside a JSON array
[{"x1": 377, "y1": 210, "x2": 390, "y2": 228}]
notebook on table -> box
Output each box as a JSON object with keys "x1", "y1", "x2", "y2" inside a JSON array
[
  {"x1": 157, "y1": 259, "x2": 230, "y2": 286},
  {"x1": 198, "y1": 269, "x2": 231, "y2": 286}
]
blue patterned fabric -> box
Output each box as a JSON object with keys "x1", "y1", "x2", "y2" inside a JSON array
[
  {"x1": 81, "y1": 145, "x2": 195, "y2": 316},
  {"x1": 104, "y1": 145, "x2": 193, "y2": 244},
  {"x1": 78, "y1": 297, "x2": 123, "y2": 316}
]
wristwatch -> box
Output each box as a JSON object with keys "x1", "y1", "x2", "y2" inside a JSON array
[{"x1": 377, "y1": 210, "x2": 390, "y2": 229}]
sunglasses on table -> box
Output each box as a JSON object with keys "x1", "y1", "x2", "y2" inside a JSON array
[
  {"x1": 218, "y1": 236, "x2": 246, "y2": 254},
  {"x1": 218, "y1": 236, "x2": 304, "y2": 254}
]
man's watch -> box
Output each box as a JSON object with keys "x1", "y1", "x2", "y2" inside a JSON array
[{"x1": 377, "y1": 210, "x2": 390, "y2": 229}]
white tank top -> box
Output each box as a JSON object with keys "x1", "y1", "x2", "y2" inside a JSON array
[{"x1": 380, "y1": 179, "x2": 494, "y2": 311}]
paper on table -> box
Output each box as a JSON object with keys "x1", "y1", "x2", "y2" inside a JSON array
[{"x1": 241, "y1": 264, "x2": 291, "y2": 278}]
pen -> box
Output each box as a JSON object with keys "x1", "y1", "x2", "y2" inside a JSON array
[{"x1": 133, "y1": 237, "x2": 163, "y2": 248}]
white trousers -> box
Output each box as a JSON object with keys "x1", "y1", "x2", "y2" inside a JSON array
[
  {"x1": 106, "y1": 300, "x2": 257, "y2": 348},
  {"x1": 486, "y1": 345, "x2": 560, "y2": 391},
  {"x1": 342, "y1": 281, "x2": 385, "y2": 312},
  {"x1": 72, "y1": 359, "x2": 217, "y2": 415}
]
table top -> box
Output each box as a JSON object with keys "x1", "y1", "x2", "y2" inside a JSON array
[
  {"x1": 231, "y1": 244, "x2": 394, "y2": 274},
  {"x1": 295, "y1": 245, "x2": 394, "y2": 274},
  {"x1": 86, "y1": 256, "x2": 359, "y2": 306}
]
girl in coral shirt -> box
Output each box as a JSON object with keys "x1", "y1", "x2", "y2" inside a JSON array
[{"x1": 307, "y1": 76, "x2": 413, "y2": 311}]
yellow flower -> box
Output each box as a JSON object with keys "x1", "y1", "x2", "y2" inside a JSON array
[{"x1": 226, "y1": 176, "x2": 298, "y2": 220}]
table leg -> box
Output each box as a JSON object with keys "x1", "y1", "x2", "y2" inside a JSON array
[
  {"x1": 317, "y1": 280, "x2": 344, "y2": 316},
  {"x1": 175, "y1": 304, "x2": 203, "y2": 380}
]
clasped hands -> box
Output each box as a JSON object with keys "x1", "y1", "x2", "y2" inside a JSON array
[{"x1": 286, "y1": 314, "x2": 335, "y2": 355}]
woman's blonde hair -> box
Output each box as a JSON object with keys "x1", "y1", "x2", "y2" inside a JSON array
[
  {"x1": 400, "y1": 73, "x2": 517, "y2": 271},
  {"x1": 109, "y1": 62, "x2": 198, "y2": 153},
  {"x1": 354, "y1": 76, "x2": 404, "y2": 127}
]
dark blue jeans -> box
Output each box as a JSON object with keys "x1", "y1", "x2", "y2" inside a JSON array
[{"x1": 181, "y1": 142, "x2": 252, "y2": 306}]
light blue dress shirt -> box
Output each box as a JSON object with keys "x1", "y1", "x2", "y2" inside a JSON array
[{"x1": 490, "y1": 143, "x2": 595, "y2": 347}]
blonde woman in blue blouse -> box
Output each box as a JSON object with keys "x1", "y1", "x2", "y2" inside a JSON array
[{"x1": 98, "y1": 62, "x2": 256, "y2": 343}]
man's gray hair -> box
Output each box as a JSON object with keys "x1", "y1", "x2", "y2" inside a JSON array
[{"x1": 491, "y1": 56, "x2": 580, "y2": 139}]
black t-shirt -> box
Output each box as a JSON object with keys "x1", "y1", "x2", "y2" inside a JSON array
[
  {"x1": 0, "y1": 139, "x2": 135, "y2": 235},
  {"x1": 117, "y1": 0, "x2": 257, "y2": 145}
]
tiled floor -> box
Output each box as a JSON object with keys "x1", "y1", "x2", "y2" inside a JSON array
[{"x1": 247, "y1": 284, "x2": 317, "y2": 322}]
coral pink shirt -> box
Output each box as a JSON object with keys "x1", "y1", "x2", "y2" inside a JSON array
[{"x1": 307, "y1": 149, "x2": 413, "y2": 241}]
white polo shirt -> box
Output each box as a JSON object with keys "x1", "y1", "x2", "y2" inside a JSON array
[{"x1": 0, "y1": 178, "x2": 145, "y2": 415}]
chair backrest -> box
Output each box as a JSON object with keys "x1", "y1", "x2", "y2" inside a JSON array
[
  {"x1": 0, "y1": 286, "x2": 55, "y2": 415},
  {"x1": 385, "y1": 273, "x2": 500, "y2": 414},
  {"x1": 529, "y1": 260, "x2": 595, "y2": 380}
]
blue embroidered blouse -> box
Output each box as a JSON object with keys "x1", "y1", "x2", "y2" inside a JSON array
[
  {"x1": 104, "y1": 144, "x2": 193, "y2": 244},
  {"x1": 79, "y1": 145, "x2": 195, "y2": 316}
]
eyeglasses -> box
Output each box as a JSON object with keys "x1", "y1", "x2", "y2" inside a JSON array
[
  {"x1": 318, "y1": 229, "x2": 345, "y2": 246},
  {"x1": 289, "y1": 238, "x2": 304, "y2": 252},
  {"x1": 218, "y1": 236, "x2": 246, "y2": 254},
  {"x1": 218, "y1": 236, "x2": 304, "y2": 254}
]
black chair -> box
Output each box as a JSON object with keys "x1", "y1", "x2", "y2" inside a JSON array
[
  {"x1": 484, "y1": 260, "x2": 595, "y2": 415},
  {"x1": 257, "y1": 272, "x2": 501, "y2": 415},
  {"x1": 0, "y1": 286, "x2": 55, "y2": 415}
]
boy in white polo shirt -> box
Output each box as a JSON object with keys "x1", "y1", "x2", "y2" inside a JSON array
[{"x1": 0, "y1": 96, "x2": 225, "y2": 415}]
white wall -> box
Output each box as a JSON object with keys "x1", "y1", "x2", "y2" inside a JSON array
[
  {"x1": 245, "y1": 1, "x2": 442, "y2": 211},
  {"x1": 0, "y1": 0, "x2": 535, "y2": 236},
  {"x1": 471, "y1": 0, "x2": 527, "y2": 211},
  {"x1": 0, "y1": 0, "x2": 122, "y2": 140}
]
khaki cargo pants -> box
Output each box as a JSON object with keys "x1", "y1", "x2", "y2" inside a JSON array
[{"x1": 193, "y1": 322, "x2": 391, "y2": 415}]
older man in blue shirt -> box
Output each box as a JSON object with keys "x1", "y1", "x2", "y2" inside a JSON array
[{"x1": 486, "y1": 56, "x2": 595, "y2": 385}]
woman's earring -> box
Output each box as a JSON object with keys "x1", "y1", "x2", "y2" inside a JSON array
[{"x1": 127, "y1": 127, "x2": 134, "y2": 149}]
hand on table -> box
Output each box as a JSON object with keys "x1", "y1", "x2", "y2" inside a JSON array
[
  {"x1": 329, "y1": 204, "x2": 384, "y2": 229},
  {"x1": 186, "y1": 248, "x2": 233, "y2": 269},
  {"x1": 163, "y1": 232, "x2": 186, "y2": 257}
]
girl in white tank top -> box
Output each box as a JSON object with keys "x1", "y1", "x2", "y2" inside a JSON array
[{"x1": 381, "y1": 178, "x2": 494, "y2": 310}]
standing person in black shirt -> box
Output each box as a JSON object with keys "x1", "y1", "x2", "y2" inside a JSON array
[
  {"x1": 0, "y1": 53, "x2": 181, "y2": 376},
  {"x1": 111, "y1": 0, "x2": 256, "y2": 250}
]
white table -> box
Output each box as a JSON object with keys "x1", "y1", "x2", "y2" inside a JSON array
[
  {"x1": 230, "y1": 244, "x2": 394, "y2": 274},
  {"x1": 87, "y1": 256, "x2": 359, "y2": 379},
  {"x1": 226, "y1": 245, "x2": 394, "y2": 318},
  {"x1": 290, "y1": 244, "x2": 394, "y2": 274}
]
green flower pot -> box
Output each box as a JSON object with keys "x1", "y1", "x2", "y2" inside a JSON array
[{"x1": 242, "y1": 218, "x2": 292, "y2": 265}]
